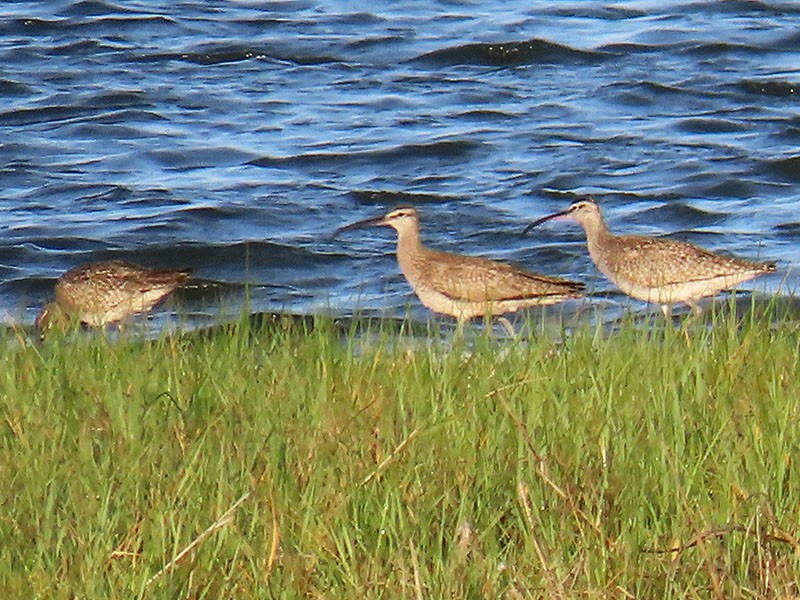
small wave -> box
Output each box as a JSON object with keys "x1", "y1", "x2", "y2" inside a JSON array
[
  {"x1": 0, "y1": 79, "x2": 33, "y2": 96},
  {"x1": 2, "y1": 13, "x2": 175, "y2": 38},
  {"x1": 0, "y1": 243, "x2": 39, "y2": 263},
  {"x1": 90, "y1": 90, "x2": 149, "y2": 107},
  {"x1": 700, "y1": 178, "x2": 757, "y2": 200},
  {"x1": 87, "y1": 15, "x2": 178, "y2": 28},
  {"x1": 774, "y1": 222, "x2": 800, "y2": 239},
  {"x1": 776, "y1": 123, "x2": 800, "y2": 142},
  {"x1": 345, "y1": 34, "x2": 408, "y2": 52},
  {"x1": 762, "y1": 155, "x2": 800, "y2": 182},
  {"x1": 65, "y1": 121, "x2": 142, "y2": 140},
  {"x1": 610, "y1": 80, "x2": 715, "y2": 107},
  {"x1": 27, "y1": 237, "x2": 109, "y2": 253},
  {"x1": 412, "y1": 38, "x2": 606, "y2": 67},
  {"x1": 88, "y1": 109, "x2": 168, "y2": 125},
  {"x1": 682, "y1": 41, "x2": 767, "y2": 58},
  {"x1": 776, "y1": 30, "x2": 800, "y2": 51},
  {"x1": 0, "y1": 18, "x2": 69, "y2": 36},
  {"x1": 174, "y1": 48, "x2": 272, "y2": 66},
  {"x1": 634, "y1": 202, "x2": 726, "y2": 229},
  {"x1": 177, "y1": 205, "x2": 245, "y2": 220},
  {"x1": 456, "y1": 108, "x2": 518, "y2": 121},
  {"x1": 739, "y1": 79, "x2": 799, "y2": 98},
  {"x1": 636, "y1": 80, "x2": 696, "y2": 96},
  {"x1": 248, "y1": 140, "x2": 480, "y2": 169},
  {"x1": 598, "y1": 42, "x2": 659, "y2": 55},
  {"x1": 676, "y1": 117, "x2": 747, "y2": 134},
  {"x1": 48, "y1": 39, "x2": 122, "y2": 56},
  {"x1": 542, "y1": 5, "x2": 646, "y2": 19},
  {"x1": 148, "y1": 44, "x2": 340, "y2": 66},
  {"x1": 147, "y1": 147, "x2": 257, "y2": 170},
  {"x1": 0, "y1": 276, "x2": 54, "y2": 302},
  {"x1": 64, "y1": 0, "x2": 136, "y2": 16},
  {"x1": 675, "y1": 0, "x2": 800, "y2": 17},
  {"x1": 123, "y1": 189, "x2": 189, "y2": 207},
  {"x1": 349, "y1": 190, "x2": 461, "y2": 206},
  {"x1": 0, "y1": 105, "x2": 91, "y2": 127}
]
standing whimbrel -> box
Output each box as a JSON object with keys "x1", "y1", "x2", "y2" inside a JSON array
[
  {"x1": 336, "y1": 206, "x2": 584, "y2": 326},
  {"x1": 523, "y1": 198, "x2": 776, "y2": 316},
  {"x1": 35, "y1": 260, "x2": 191, "y2": 330}
]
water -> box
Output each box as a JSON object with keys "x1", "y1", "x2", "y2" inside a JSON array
[{"x1": 1, "y1": 0, "x2": 798, "y2": 329}]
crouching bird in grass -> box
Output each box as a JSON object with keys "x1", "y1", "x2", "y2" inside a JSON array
[
  {"x1": 35, "y1": 260, "x2": 192, "y2": 331},
  {"x1": 523, "y1": 197, "x2": 777, "y2": 317},
  {"x1": 336, "y1": 205, "x2": 584, "y2": 333}
]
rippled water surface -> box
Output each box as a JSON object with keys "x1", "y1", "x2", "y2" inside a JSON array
[{"x1": 2, "y1": 0, "x2": 798, "y2": 328}]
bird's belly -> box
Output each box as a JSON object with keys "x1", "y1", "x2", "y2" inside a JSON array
[
  {"x1": 613, "y1": 272, "x2": 762, "y2": 305},
  {"x1": 412, "y1": 286, "x2": 567, "y2": 321},
  {"x1": 412, "y1": 287, "x2": 474, "y2": 320},
  {"x1": 79, "y1": 288, "x2": 176, "y2": 325}
]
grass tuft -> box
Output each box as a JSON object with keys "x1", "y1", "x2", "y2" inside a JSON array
[{"x1": 1, "y1": 300, "x2": 799, "y2": 597}]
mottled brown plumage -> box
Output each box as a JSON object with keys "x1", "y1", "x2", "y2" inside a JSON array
[
  {"x1": 35, "y1": 260, "x2": 191, "y2": 329},
  {"x1": 524, "y1": 198, "x2": 776, "y2": 315},
  {"x1": 337, "y1": 206, "x2": 584, "y2": 322}
]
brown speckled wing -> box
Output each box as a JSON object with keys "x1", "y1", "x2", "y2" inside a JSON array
[
  {"x1": 118, "y1": 268, "x2": 189, "y2": 293},
  {"x1": 53, "y1": 261, "x2": 190, "y2": 320},
  {"x1": 609, "y1": 236, "x2": 767, "y2": 287},
  {"x1": 418, "y1": 250, "x2": 582, "y2": 302}
]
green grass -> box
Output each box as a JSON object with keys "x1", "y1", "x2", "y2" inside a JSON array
[{"x1": 1, "y1": 302, "x2": 800, "y2": 598}]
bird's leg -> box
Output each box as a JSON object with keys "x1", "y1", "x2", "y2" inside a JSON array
[
  {"x1": 679, "y1": 300, "x2": 704, "y2": 343},
  {"x1": 684, "y1": 300, "x2": 704, "y2": 324},
  {"x1": 454, "y1": 317, "x2": 467, "y2": 338},
  {"x1": 496, "y1": 316, "x2": 516, "y2": 338}
]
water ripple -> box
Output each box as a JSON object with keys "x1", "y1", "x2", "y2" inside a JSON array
[
  {"x1": 349, "y1": 190, "x2": 462, "y2": 206},
  {"x1": 739, "y1": 79, "x2": 799, "y2": 98},
  {"x1": 413, "y1": 38, "x2": 608, "y2": 67},
  {"x1": 249, "y1": 140, "x2": 481, "y2": 169},
  {"x1": 762, "y1": 155, "x2": 800, "y2": 182},
  {"x1": 1, "y1": 0, "x2": 797, "y2": 324}
]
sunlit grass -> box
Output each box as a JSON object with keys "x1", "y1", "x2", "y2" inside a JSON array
[{"x1": 1, "y1": 300, "x2": 799, "y2": 598}]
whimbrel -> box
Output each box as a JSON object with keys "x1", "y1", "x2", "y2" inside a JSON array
[
  {"x1": 524, "y1": 198, "x2": 776, "y2": 316},
  {"x1": 336, "y1": 206, "x2": 584, "y2": 326},
  {"x1": 35, "y1": 260, "x2": 191, "y2": 330}
]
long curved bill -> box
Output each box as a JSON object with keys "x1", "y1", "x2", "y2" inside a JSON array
[
  {"x1": 333, "y1": 214, "x2": 388, "y2": 238},
  {"x1": 522, "y1": 209, "x2": 571, "y2": 236}
]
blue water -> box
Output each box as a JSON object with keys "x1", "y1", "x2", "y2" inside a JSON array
[{"x1": 1, "y1": 0, "x2": 798, "y2": 328}]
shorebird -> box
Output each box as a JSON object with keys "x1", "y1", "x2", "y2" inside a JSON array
[
  {"x1": 35, "y1": 260, "x2": 191, "y2": 330},
  {"x1": 336, "y1": 206, "x2": 584, "y2": 327},
  {"x1": 523, "y1": 198, "x2": 776, "y2": 316}
]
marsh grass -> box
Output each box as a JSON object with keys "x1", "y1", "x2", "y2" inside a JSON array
[{"x1": 1, "y1": 299, "x2": 800, "y2": 598}]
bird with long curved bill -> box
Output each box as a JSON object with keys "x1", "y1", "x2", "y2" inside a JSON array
[
  {"x1": 523, "y1": 197, "x2": 776, "y2": 317},
  {"x1": 337, "y1": 205, "x2": 584, "y2": 331}
]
